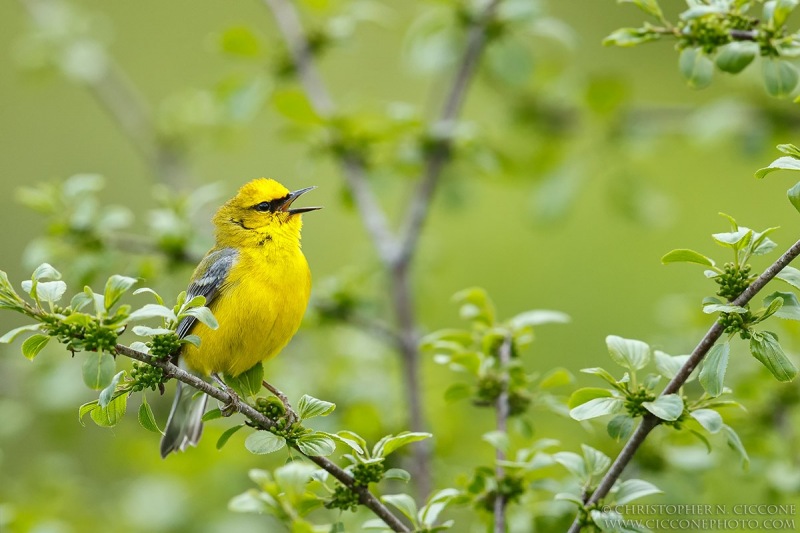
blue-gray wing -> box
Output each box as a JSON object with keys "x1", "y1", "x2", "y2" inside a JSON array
[{"x1": 175, "y1": 247, "x2": 238, "y2": 340}]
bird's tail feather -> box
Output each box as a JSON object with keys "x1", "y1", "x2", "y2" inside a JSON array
[{"x1": 160, "y1": 378, "x2": 208, "y2": 458}]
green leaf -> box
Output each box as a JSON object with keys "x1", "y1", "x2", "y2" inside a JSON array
[
  {"x1": 373, "y1": 432, "x2": 432, "y2": 458},
  {"x1": 336, "y1": 431, "x2": 367, "y2": 455},
  {"x1": 750, "y1": 331, "x2": 799, "y2": 382},
  {"x1": 32, "y1": 263, "x2": 62, "y2": 282},
  {"x1": 722, "y1": 424, "x2": 750, "y2": 468},
  {"x1": 384, "y1": 468, "x2": 411, "y2": 482},
  {"x1": 779, "y1": 143, "x2": 800, "y2": 157},
  {"x1": 79, "y1": 400, "x2": 99, "y2": 426},
  {"x1": 661, "y1": 249, "x2": 715, "y2": 267},
  {"x1": 569, "y1": 397, "x2": 624, "y2": 421},
  {"x1": 777, "y1": 266, "x2": 800, "y2": 289},
  {"x1": 762, "y1": 58, "x2": 799, "y2": 98},
  {"x1": 202, "y1": 408, "x2": 223, "y2": 422},
  {"x1": 104, "y1": 275, "x2": 137, "y2": 311},
  {"x1": 180, "y1": 306, "x2": 218, "y2": 330},
  {"x1": 482, "y1": 430, "x2": 509, "y2": 452},
  {"x1": 138, "y1": 397, "x2": 161, "y2": 433},
  {"x1": 614, "y1": 479, "x2": 663, "y2": 505},
  {"x1": 679, "y1": 47, "x2": 713, "y2": 89},
  {"x1": 181, "y1": 334, "x2": 202, "y2": 348},
  {"x1": 756, "y1": 156, "x2": 800, "y2": 179},
  {"x1": 654, "y1": 350, "x2": 693, "y2": 381},
  {"x1": 763, "y1": 291, "x2": 800, "y2": 320},
  {"x1": 0, "y1": 324, "x2": 43, "y2": 344},
  {"x1": 36, "y1": 281, "x2": 67, "y2": 305},
  {"x1": 224, "y1": 363, "x2": 263, "y2": 399},
  {"x1": 568, "y1": 387, "x2": 614, "y2": 409},
  {"x1": 381, "y1": 494, "x2": 418, "y2": 525},
  {"x1": 98, "y1": 370, "x2": 125, "y2": 407},
  {"x1": 452, "y1": 287, "x2": 495, "y2": 326},
  {"x1": 606, "y1": 335, "x2": 650, "y2": 371},
  {"x1": 789, "y1": 182, "x2": 800, "y2": 214},
  {"x1": 21, "y1": 334, "x2": 50, "y2": 360},
  {"x1": 618, "y1": 0, "x2": 663, "y2": 19},
  {"x1": 553, "y1": 451, "x2": 587, "y2": 480},
  {"x1": 508, "y1": 310, "x2": 570, "y2": 330},
  {"x1": 127, "y1": 304, "x2": 177, "y2": 322},
  {"x1": 699, "y1": 343, "x2": 729, "y2": 397},
  {"x1": 419, "y1": 488, "x2": 460, "y2": 527},
  {"x1": 132, "y1": 287, "x2": 164, "y2": 305},
  {"x1": 296, "y1": 433, "x2": 336, "y2": 456},
  {"x1": 82, "y1": 352, "x2": 116, "y2": 390},
  {"x1": 715, "y1": 41, "x2": 759, "y2": 74},
  {"x1": 217, "y1": 424, "x2": 245, "y2": 450},
  {"x1": 581, "y1": 367, "x2": 624, "y2": 389},
  {"x1": 703, "y1": 303, "x2": 749, "y2": 314},
  {"x1": 244, "y1": 431, "x2": 286, "y2": 454},
  {"x1": 690, "y1": 408, "x2": 723, "y2": 434},
  {"x1": 90, "y1": 393, "x2": 128, "y2": 427},
  {"x1": 642, "y1": 394, "x2": 684, "y2": 421},
  {"x1": 607, "y1": 414, "x2": 635, "y2": 441},
  {"x1": 712, "y1": 228, "x2": 751, "y2": 248},
  {"x1": 602, "y1": 27, "x2": 659, "y2": 47},
  {"x1": 297, "y1": 394, "x2": 335, "y2": 420},
  {"x1": 538, "y1": 367, "x2": 573, "y2": 389},
  {"x1": 132, "y1": 325, "x2": 173, "y2": 337},
  {"x1": 772, "y1": 0, "x2": 799, "y2": 27},
  {"x1": 582, "y1": 444, "x2": 611, "y2": 477}
]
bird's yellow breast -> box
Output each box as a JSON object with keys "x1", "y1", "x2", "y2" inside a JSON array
[{"x1": 182, "y1": 246, "x2": 311, "y2": 377}]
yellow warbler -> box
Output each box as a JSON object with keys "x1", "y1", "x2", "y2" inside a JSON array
[{"x1": 160, "y1": 178, "x2": 320, "y2": 457}]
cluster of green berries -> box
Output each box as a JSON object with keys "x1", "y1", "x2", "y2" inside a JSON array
[
  {"x1": 254, "y1": 396, "x2": 286, "y2": 419},
  {"x1": 130, "y1": 362, "x2": 166, "y2": 392},
  {"x1": 475, "y1": 373, "x2": 503, "y2": 405},
  {"x1": 578, "y1": 501, "x2": 603, "y2": 528},
  {"x1": 624, "y1": 387, "x2": 656, "y2": 418},
  {"x1": 149, "y1": 333, "x2": 181, "y2": 359},
  {"x1": 678, "y1": 13, "x2": 758, "y2": 54},
  {"x1": 508, "y1": 389, "x2": 532, "y2": 416},
  {"x1": 475, "y1": 475, "x2": 525, "y2": 512},
  {"x1": 474, "y1": 374, "x2": 532, "y2": 415},
  {"x1": 352, "y1": 461, "x2": 385, "y2": 487},
  {"x1": 325, "y1": 484, "x2": 360, "y2": 512},
  {"x1": 42, "y1": 313, "x2": 118, "y2": 353},
  {"x1": 267, "y1": 417, "x2": 307, "y2": 440},
  {"x1": 719, "y1": 310, "x2": 753, "y2": 339},
  {"x1": 715, "y1": 263, "x2": 753, "y2": 301}
]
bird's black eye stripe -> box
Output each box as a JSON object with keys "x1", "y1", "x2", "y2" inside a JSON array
[{"x1": 251, "y1": 194, "x2": 290, "y2": 213}]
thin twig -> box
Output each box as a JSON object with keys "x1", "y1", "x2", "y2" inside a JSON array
[
  {"x1": 396, "y1": 0, "x2": 502, "y2": 267},
  {"x1": 259, "y1": 0, "x2": 396, "y2": 263},
  {"x1": 566, "y1": 236, "x2": 800, "y2": 533},
  {"x1": 114, "y1": 344, "x2": 410, "y2": 533},
  {"x1": 260, "y1": 0, "x2": 503, "y2": 497},
  {"x1": 493, "y1": 336, "x2": 512, "y2": 533}
]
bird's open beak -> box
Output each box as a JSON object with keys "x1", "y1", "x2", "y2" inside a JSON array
[{"x1": 278, "y1": 186, "x2": 322, "y2": 215}]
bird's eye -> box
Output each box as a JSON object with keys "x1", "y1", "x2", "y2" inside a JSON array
[{"x1": 253, "y1": 201, "x2": 272, "y2": 212}]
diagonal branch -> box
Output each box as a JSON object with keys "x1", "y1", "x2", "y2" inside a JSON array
[
  {"x1": 566, "y1": 236, "x2": 800, "y2": 533},
  {"x1": 259, "y1": 0, "x2": 396, "y2": 263},
  {"x1": 114, "y1": 344, "x2": 411, "y2": 533},
  {"x1": 396, "y1": 0, "x2": 502, "y2": 267}
]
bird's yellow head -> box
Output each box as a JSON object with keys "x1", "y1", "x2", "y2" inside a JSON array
[{"x1": 212, "y1": 178, "x2": 320, "y2": 249}]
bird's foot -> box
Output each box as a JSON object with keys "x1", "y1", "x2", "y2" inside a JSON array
[
  {"x1": 212, "y1": 373, "x2": 243, "y2": 417},
  {"x1": 262, "y1": 380, "x2": 298, "y2": 425}
]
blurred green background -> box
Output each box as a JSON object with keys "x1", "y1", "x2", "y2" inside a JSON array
[{"x1": 1, "y1": 0, "x2": 799, "y2": 532}]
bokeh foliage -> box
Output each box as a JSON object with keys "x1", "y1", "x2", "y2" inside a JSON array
[{"x1": 2, "y1": 0, "x2": 800, "y2": 532}]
